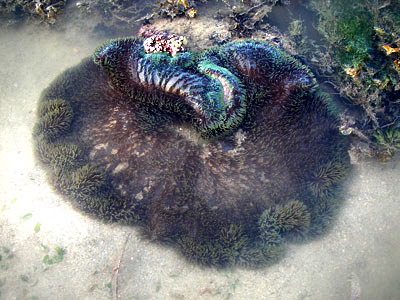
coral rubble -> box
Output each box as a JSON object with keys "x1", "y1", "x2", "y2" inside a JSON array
[
  {"x1": 154, "y1": 0, "x2": 198, "y2": 19},
  {"x1": 0, "y1": 0, "x2": 66, "y2": 23}
]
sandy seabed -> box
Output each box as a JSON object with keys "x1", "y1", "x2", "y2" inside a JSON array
[{"x1": 0, "y1": 21, "x2": 400, "y2": 300}]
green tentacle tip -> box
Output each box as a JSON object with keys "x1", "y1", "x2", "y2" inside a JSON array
[{"x1": 33, "y1": 99, "x2": 73, "y2": 140}]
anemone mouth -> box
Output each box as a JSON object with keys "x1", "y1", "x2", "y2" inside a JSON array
[{"x1": 33, "y1": 39, "x2": 350, "y2": 268}]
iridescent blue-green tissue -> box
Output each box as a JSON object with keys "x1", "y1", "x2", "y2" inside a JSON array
[{"x1": 32, "y1": 35, "x2": 350, "y2": 267}]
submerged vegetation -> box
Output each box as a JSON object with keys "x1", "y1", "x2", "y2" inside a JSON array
[
  {"x1": 373, "y1": 127, "x2": 400, "y2": 157},
  {"x1": 309, "y1": 0, "x2": 400, "y2": 160}
]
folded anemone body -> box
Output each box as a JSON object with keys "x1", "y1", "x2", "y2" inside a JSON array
[{"x1": 33, "y1": 36, "x2": 350, "y2": 267}]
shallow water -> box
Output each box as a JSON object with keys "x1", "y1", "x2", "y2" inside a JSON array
[{"x1": 1, "y1": 2, "x2": 400, "y2": 300}]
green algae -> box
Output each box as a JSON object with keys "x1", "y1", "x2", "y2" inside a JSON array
[{"x1": 307, "y1": 0, "x2": 400, "y2": 159}]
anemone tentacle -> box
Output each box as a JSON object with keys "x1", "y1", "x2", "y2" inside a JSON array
[
  {"x1": 197, "y1": 55, "x2": 247, "y2": 135},
  {"x1": 94, "y1": 37, "x2": 248, "y2": 137},
  {"x1": 218, "y1": 40, "x2": 317, "y2": 92},
  {"x1": 34, "y1": 35, "x2": 351, "y2": 268}
]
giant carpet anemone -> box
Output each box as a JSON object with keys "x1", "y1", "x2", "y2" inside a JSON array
[{"x1": 32, "y1": 34, "x2": 350, "y2": 268}]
